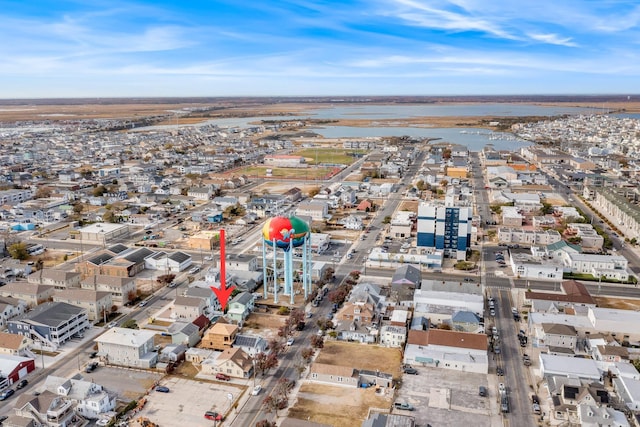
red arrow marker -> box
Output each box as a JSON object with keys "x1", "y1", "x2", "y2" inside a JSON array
[
  {"x1": 211, "y1": 282, "x2": 235, "y2": 311},
  {"x1": 210, "y1": 228, "x2": 234, "y2": 311}
]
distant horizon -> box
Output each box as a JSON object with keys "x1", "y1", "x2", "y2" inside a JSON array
[
  {"x1": 2, "y1": 2, "x2": 640, "y2": 98},
  {"x1": 0, "y1": 94, "x2": 638, "y2": 104}
]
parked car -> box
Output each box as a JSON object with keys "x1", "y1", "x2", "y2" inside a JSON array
[
  {"x1": 286, "y1": 337, "x2": 295, "y2": 346},
  {"x1": 0, "y1": 415, "x2": 8, "y2": 423},
  {"x1": 251, "y1": 385, "x2": 262, "y2": 395},
  {"x1": 107, "y1": 322, "x2": 117, "y2": 328},
  {"x1": 479, "y1": 386, "x2": 487, "y2": 397},
  {"x1": 0, "y1": 388, "x2": 15, "y2": 400},
  {"x1": 155, "y1": 386, "x2": 170, "y2": 393},
  {"x1": 532, "y1": 403, "x2": 541, "y2": 414},
  {"x1": 496, "y1": 366, "x2": 504, "y2": 376},
  {"x1": 204, "y1": 411, "x2": 223, "y2": 421},
  {"x1": 16, "y1": 379, "x2": 28, "y2": 389},
  {"x1": 394, "y1": 402, "x2": 414, "y2": 411},
  {"x1": 215, "y1": 373, "x2": 231, "y2": 381},
  {"x1": 89, "y1": 351, "x2": 98, "y2": 358},
  {"x1": 85, "y1": 362, "x2": 99, "y2": 373},
  {"x1": 403, "y1": 366, "x2": 418, "y2": 375},
  {"x1": 531, "y1": 394, "x2": 540, "y2": 404}
]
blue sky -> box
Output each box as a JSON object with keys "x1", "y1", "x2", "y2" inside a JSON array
[{"x1": 1, "y1": 0, "x2": 639, "y2": 98}]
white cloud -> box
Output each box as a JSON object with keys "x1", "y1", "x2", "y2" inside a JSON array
[{"x1": 527, "y1": 33, "x2": 577, "y2": 47}]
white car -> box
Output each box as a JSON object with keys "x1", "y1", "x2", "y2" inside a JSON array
[
  {"x1": 286, "y1": 338, "x2": 295, "y2": 346},
  {"x1": 107, "y1": 322, "x2": 117, "y2": 328},
  {"x1": 251, "y1": 385, "x2": 262, "y2": 395}
]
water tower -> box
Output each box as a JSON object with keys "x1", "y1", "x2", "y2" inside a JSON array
[{"x1": 262, "y1": 216, "x2": 312, "y2": 304}]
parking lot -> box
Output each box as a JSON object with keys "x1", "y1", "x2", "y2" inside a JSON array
[
  {"x1": 136, "y1": 376, "x2": 245, "y2": 426},
  {"x1": 394, "y1": 366, "x2": 495, "y2": 427},
  {"x1": 82, "y1": 365, "x2": 163, "y2": 401}
]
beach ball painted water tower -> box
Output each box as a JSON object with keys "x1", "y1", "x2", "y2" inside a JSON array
[{"x1": 261, "y1": 216, "x2": 312, "y2": 304}]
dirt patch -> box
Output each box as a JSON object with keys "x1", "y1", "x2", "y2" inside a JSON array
[
  {"x1": 289, "y1": 383, "x2": 392, "y2": 427},
  {"x1": 243, "y1": 312, "x2": 287, "y2": 340},
  {"x1": 315, "y1": 341, "x2": 403, "y2": 379},
  {"x1": 594, "y1": 296, "x2": 640, "y2": 310}
]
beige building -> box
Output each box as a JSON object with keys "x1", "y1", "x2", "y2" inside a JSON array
[
  {"x1": 53, "y1": 289, "x2": 113, "y2": 321},
  {"x1": 0, "y1": 331, "x2": 31, "y2": 356},
  {"x1": 80, "y1": 275, "x2": 137, "y2": 305},
  {"x1": 27, "y1": 269, "x2": 81, "y2": 289},
  {"x1": 201, "y1": 347, "x2": 252, "y2": 378},
  {"x1": 0, "y1": 283, "x2": 56, "y2": 307},
  {"x1": 188, "y1": 230, "x2": 220, "y2": 250},
  {"x1": 79, "y1": 223, "x2": 130, "y2": 244},
  {"x1": 173, "y1": 296, "x2": 206, "y2": 322},
  {"x1": 201, "y1": 322, "x2": 238, "y2": 351}
]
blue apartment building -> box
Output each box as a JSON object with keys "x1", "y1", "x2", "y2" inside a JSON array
[{"x1": 416, "y1": 203, "x2": 472, "y2": 261}]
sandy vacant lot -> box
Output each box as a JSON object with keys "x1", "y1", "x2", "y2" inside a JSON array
[
  {"x1": 594, "y1": 296, "x2": 640, "y2": 310},
  {"x1": 315, "y1": 341, "x2": 403, "y2": 379},
  {"x1": 288, "y1": 382, "x2": 392, "y2": 427}
]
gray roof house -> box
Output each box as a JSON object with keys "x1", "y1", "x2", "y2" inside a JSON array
[
  {"x1": 233, "y1": 333, "x2": 267, "y2": 357},
  {"x1": 168, "y1": 321, "x2": 201, "y2": 347},
  {"x1": 227, "y1": 292, "x2": 255, "y2": 324},
  {"x1": 391, "y1": 265, "x2": 421, "y2": 287}
]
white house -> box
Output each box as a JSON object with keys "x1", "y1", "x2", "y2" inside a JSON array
[
  {"x1": 95, "y1": 327, "x2": 157, "y2": 369},
  {"x1": 379, "y1": 325, "x2": 406, "y2": 348},
  {"x1": 44, "y1": 375, "x2": 116, "y2": 420}
]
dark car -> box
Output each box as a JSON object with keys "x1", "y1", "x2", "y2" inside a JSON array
[
  {"x1": 155, "y1": 386, "x2": 170, "y2": 393},
  {"x1": 479, "y1": 386, "x2": 488, "y2": 397},
  {"x1": 0, "y1": 415, "x2": 8, "y2": 423},
  {"x1": 0, "y1": 388, "x2": 15, "y2": 400},
  {"x1": 496, "y1": 366, "x2": 504, "y2": 376},
  {"x1": 532, "y1": 394, "x2": 540, "y2": 404},
  {"x1": 89, "y1": 351, "x2": 98, "y2": 358},
  {"x1": 85, "y1": 362, "x2": 99, "y2": 373},
  {"x1": 403, "y1": 367, "x2": 418, "y2": 375},
  {"x1": 204, "y1": 411, "x2": 223, "y2": 421},
  {"x1": 16, "y1": 379, "x2": 28, "y2": 389}
]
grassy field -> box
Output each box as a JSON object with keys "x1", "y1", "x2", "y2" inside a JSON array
[
  {"x1": 289, "y1": 383, "x2": 391, "y2": 427},
  {"x1": 315, "y1": 341, "x2": 403, "y2": 378},
  {"x1": 292, "y1": 148, "x2": 363, "y2": 165},
  {"x1": 232, "y1": 165, "x2": 333, "y2": 179}
]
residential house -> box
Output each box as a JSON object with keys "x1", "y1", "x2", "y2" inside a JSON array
[
  {"x1": 168, "y1": 321, "x2": 201, "y2": 347},
  {"x1": 295, "y1": 200, "x2": 329, "y2": 221},
  {"x1": 334, "y1": 302, "x2": 379, "y2": 343},
  {"x1": 79, "y1": 275, "x2": 136, "y2": 305},
  {"x1": 226, "y1": 253, "x2": 259, "y2": 271},
  {"x1": 613, "y1": 375, "x2": 640, "y2": 412},
  {"x1": 173, "y1": 296, "x2": 207, "y2": 322},
  {"x1": 0, "y1": 296, "x2": 27, "y2": 329},
  {"x1": 7, "y1": 302, "x2": 90, "y2": 351},
  {"x1": 201, "y1": 321, "x2": 238, "y2": 351},
  {"x1": 540, "y1": 323, "x2": 578, "y2": 352},
  {"x1": 158, "y1": 344, "x2": 187, "y2": 364},
  {"x1": 52, "y1": 289, "x2": 112, "y2": 322},
  {"x1": 379, "y1": 325, "x2": 406, "y2": 348},
  {"x1": 233, "y1": 334, "x2": 268, "y2": 358},
  {"x1": 0, "y1": 331, "x2": 31, "y2": 356},
  {"x1": 145, "y1": 251, "x2": 192, "y2": 272},
  {"x1": 95, "y1": 327, "x2": 157, "y2": 369},
  {"x1": 183, "y1": 286, "x2": 220, "y2": 317},
  {"x1": 451, "y1": 311, "x2": 483, "y2": 333},
  {"x1": 27, "y1": 269, "x2": 81, "y2": 289},
  {"x1": 11, "y1": 391, "x2": 78, "y2": 427},
  {"x1": 226, "y1": 292, "x2": 254, "y2": 324},
  {"x1": 0, "y1": 282, "x2": 56, "y2": 307},
  {"x1": 43, "y1": 375, "x2": 116, "y2": 420},
  {"x1": 309, "y1": 363, "x2": 358, "y2": 388},
  {"x1": 391, "y1": 265, "x2": 421, "y2": 288},
  {"x1": 201, "y1": 347, "x2": 253, "y2": 379},
  {"x1": 342, "y1": 215, "x2": 363, "y2": 230}
]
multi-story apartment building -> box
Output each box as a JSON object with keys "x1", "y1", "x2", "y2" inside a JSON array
[{"x1": 416, "y1": 202, "x2": 472, "y2": 260}]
